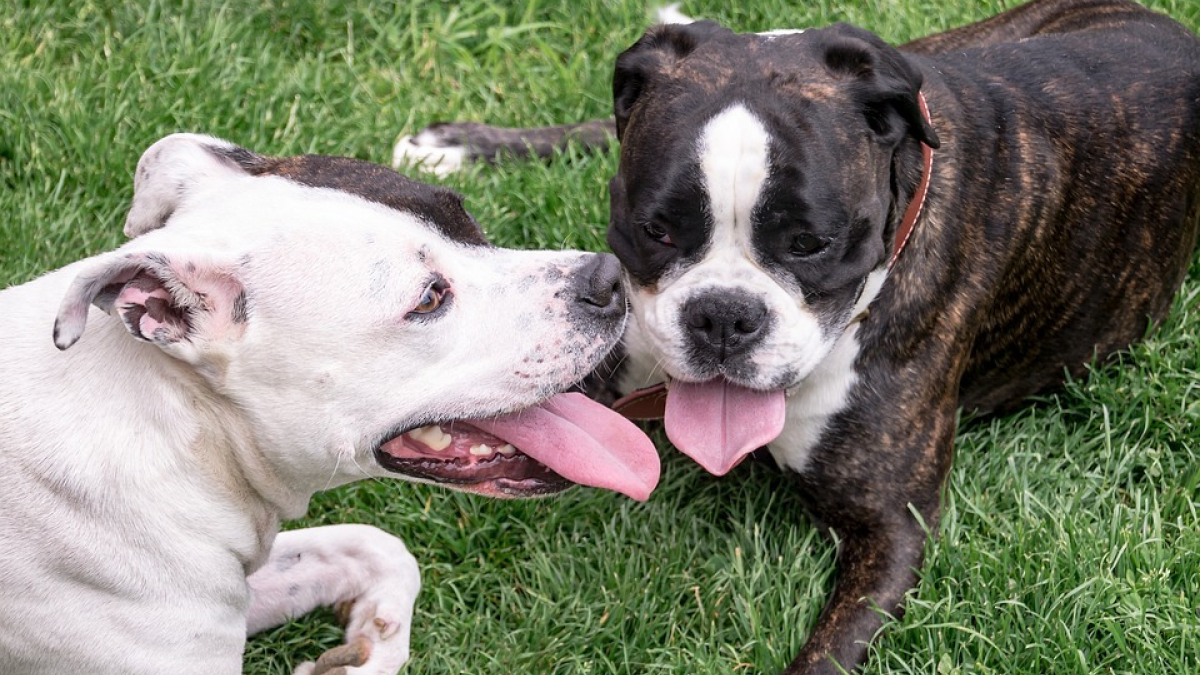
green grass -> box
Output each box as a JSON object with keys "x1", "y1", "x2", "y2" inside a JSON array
[{"x1": 3, "y1": 0, "x2": 1199, "y2": 673}]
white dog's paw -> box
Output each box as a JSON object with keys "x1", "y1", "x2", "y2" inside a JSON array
[
  {"x1": 338, "y1": 592, "x2": 414, "y2": 674},
  {"x1": 292, "y1": 601, "x2": 410, "y2": 675},
  {"x1": 276, "y1": 525, "x2": 420, "y2": 675},
  {"x1": 293, "y1": 637, "x2": 373, "y2": 675},
  {"x1": 294, "y1": 562, "x2": 418, "y2": 675},
  {"x1": 392, "y1": 129, "x2": 467, "y2": 176}
]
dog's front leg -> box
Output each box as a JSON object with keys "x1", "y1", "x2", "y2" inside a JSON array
[
  {"x1": 782, "y1": 395, "x2": 958, "y2": 674},
  {"x1": 246, "y1": 524, "x2": 420, "y2": 675},
  {"x1": 783, "y1": 518, "x2": 932, "y2": 675}
]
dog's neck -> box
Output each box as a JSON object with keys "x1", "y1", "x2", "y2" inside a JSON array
[
  {"x1": 889, "y1": 91, "x2": 935, "y2": 269},
  {"x1": 39, "y1": 297, "x2": 315, "y2": 570},
  {"x1": 107, "y1": 316, "x2": 305, "y2": 566}
]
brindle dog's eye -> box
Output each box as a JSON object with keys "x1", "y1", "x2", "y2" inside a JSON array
[
  {"x1": 790, "y1": 233, "x2": 828, "y2": 257},
  {"x1": 643, "y1": 220, "x2": 674, "y2": 246}
]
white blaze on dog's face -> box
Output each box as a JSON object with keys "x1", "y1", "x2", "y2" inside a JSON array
[{"x1": 54, "y1": 134, "x2": 659, "y2": 503}]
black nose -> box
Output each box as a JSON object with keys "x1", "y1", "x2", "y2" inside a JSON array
[
  {"x1": 682, "y1": 292, "x2": 770, "y2": 361},
  {"x1": 573, "y1": 253, "x2": 624, "y2": 318}
]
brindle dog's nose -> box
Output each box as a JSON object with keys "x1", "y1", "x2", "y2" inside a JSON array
[
  {"x1": 573, "y1": 253, "x2": 625, "y2": 319},
  {"x1": 683, "y1": 291, "x2": 770, "y2": 362}
]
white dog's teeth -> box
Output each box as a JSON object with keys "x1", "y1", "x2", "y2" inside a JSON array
[
  {"x1": 408, "y1": 425, "x2": 453, "y2": 451},
  {"x1": 469, "y1": 444, "x2": 494, "y2": 456},
  {"x1": 497, "y1": 444, "x2": 517, "y2": 456},
  {"x1": 429, "y1": 428, "x2": 452, "y2": 450}
]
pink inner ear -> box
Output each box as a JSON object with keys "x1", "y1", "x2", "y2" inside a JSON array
[
  {"x1": 178, "y1": 265, "x2": 246, "y2": 340},
  {"x1": 116, "y1": 272, "x2": 190, "y2": 343}
]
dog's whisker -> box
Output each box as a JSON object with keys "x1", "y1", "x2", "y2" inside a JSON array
[
  {"x1": 645, "y1": 356, "x2": 669, "y2": 388},
  {"x1": 347, "y1": 450, "x2": 389, "y2": 488},
  {"x1": 322, "y1": 452, "x2": 344, "y2": 493}
]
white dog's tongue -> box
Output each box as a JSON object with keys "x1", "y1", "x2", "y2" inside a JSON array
[
  {"x1": 664, "y1": 379, "x2": 786, "y2": 476},
  {"x1": 474, "y1": 393, "x2": 660, "y2": 501}
]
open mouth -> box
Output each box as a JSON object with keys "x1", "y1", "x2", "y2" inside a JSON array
[
  {"x1": 374, "y1": 392, "x2": 660, "y2": 500},
  {"x1": 376, "y1": 422, "x2": 572, "y2": 497}
]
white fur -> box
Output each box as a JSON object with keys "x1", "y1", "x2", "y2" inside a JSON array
[
  {"x1": 763, "y1": 269, "x2": 886, "y2": 473},
  {"x1": 653, "y1": 5, "x2": 804, "y2": 34},
  {"x1": 655, "y1": 4, "x2": 695, "y2": 25},
  {"x1": 768, "y1": 324, "x2": 861, "y2": 473},
  {"x1": 853, "y1": 269, "x2": 888, "y2": 320},
  {"x1": 0, "y1": 134, "x2": 614, "y2": 675},
  {"x1": 392, "y1": 130, "x2": 467, "y2": 177},
  {"x1": 758, "y1": 28, "x2": 806, "y2": 39}
]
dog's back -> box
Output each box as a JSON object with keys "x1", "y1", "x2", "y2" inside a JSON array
[{"x1": 902, "y1": 0, "x2": 1200, "y2": 412}]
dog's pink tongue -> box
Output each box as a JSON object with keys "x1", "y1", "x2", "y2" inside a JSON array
[
  {"x1": 474, "y1": 393, "x2": 660, "y2": 501},
  {"x1": 664, "y1": 379, "x2": 786, "y2": 476}
]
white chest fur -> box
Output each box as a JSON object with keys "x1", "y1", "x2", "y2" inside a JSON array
[{"x1": 767, "y1": 322, "x2": 862, "y2": 474}]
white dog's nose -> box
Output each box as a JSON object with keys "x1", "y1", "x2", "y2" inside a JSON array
[{"x1": 573, "y1": 253, "x2": 624, "y2": 319}]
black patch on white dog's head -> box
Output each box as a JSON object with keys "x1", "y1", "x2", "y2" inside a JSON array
[
  {"x1": 127, "y1": 134, "x2": 489, "y2": 248},
  {"x1": 216, "y1": 149, "x2": 489, "y2": 247}
]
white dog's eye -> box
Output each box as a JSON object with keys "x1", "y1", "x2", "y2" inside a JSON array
[
  {"x1": 409, "y1": 276, "x2": 451, "y2": 317},
  {"x1": 414, "y1": 286, "x2": 441, "y2": 313}
]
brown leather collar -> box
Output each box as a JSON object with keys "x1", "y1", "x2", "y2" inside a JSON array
[
  {"x1": 612, "y1": 382, "x2": 669, "y2": 420},
  {"x1": 890, "y1": 91, "x2": 935, "y2": 269},
  {"x1": 613, "y1": 93, "x2": 936, "y2": 421}
]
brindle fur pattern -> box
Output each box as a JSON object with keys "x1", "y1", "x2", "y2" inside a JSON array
[
  {"x1": 614, "y1": 1, "x2": 1200, "y2": 673},
  {"x1": 812, "y1": 1, "x2": 1196, "y2": 671}
]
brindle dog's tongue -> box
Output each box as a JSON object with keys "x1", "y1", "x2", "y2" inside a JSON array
[{"x1": 664, "y1": 379, "x2": 786, "y2": 476}]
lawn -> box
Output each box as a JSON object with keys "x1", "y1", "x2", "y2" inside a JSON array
[{"x1": 2, "y1": 0, "x2": 1198, "y2": 673}]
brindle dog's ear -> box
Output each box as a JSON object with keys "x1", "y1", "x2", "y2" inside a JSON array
[
  {"x1": 612, "y1": 21, "x2": 730, "y2": 140},
  {"x1": 818, "y1": 23, "x2": 940, "y2": 149}
]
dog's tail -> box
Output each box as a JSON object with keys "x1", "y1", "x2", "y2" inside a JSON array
[{"x1": 391, "y1": 6, "x2": 695, "y2": 176}]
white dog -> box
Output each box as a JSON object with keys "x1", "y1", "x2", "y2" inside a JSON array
[{"x1": 0, "y1": 134, "x2": 660, "y2": 675}]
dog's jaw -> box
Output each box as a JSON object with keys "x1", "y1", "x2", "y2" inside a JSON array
[
  {"x1": 373, "y1": 392, "x2": 659, "y2": 501},
  {"x1": 376, "y1": 421, "x2": 573, "y2": 498}
]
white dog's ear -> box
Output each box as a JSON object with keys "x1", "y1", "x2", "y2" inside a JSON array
[
  {"x1": 53, "y1": 250, "x2": 246, "y2": 359},
  {"x1": 124, "y1": 133, "x2": 263, "y2": 238}
]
